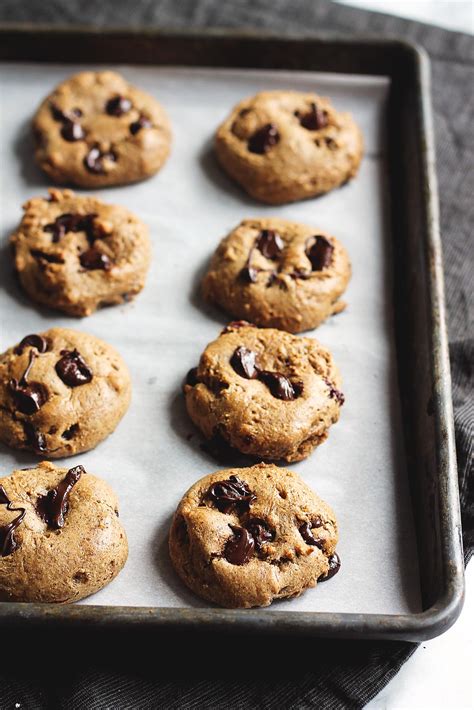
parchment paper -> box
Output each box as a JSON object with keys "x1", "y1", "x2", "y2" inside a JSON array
[{"x1": 0, "y1": 64, "x2": 421, "y2": 614}]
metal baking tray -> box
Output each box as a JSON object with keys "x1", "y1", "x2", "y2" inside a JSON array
[{"x1": 0, "y1": 26, "x2": 464, "y2": 641}]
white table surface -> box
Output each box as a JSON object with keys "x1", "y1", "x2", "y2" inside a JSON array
[{"x1": 332, "y1": 6, "x2": 473, "y2": 709}]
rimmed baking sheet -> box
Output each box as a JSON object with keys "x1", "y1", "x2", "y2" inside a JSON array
[{"x1": 0, "y1": 64, "x2": 421, "y2": 614}]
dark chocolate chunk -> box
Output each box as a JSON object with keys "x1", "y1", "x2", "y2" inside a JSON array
[
  {"x1": 245, "y1": 517, "x2": 274, "y2": 551},
  {"x1": 9, "y1": 350, "x2": 48, "y2": 415},
  {"x1": 44, "y1": 213, "x2": 97, "y2": 243},
  {"x1": 306, "y1": 236, "x2": 334, "y2": 271},
  {"x1": 255, "y1": 229, "x2": 284, "y2": 259},
  {"x1": 106, "y1": 95, "x2": 132, "y2": 116},
  {"x1": 23, "y1": 422, "x2": 47, "y2": 453},
  {"x1": 55, "y1": 349, "x2": 93, "y2": 387},
  {"x1": 36, "y1": 465, "x2": 84, "y2": 529},
  {"x1": 258, "y1": 371, "x2": 301, "y2": 401},
  {"x1": 0, "y1": 485, "x2": 26, "y2": 557},
  {"x1": 324, "y1": 379, "x2": 345, "y2": 406},
  {"x1": 248, "y1": 123, "x2": 280, "y2": 154},
  {"x1": 185, "y1": 367, "x2": 200, "y2": 386},
  {"x1": 299, "y1": 521, "x2": 324, "y2": 549},
  {"x1": 224, "y1": 525, "x2": 255, "y2": 565},
  {"x1": 318, "y1": 552, "x2": 341, "y2": 581},
  {"x1": 297, "y1": 102, "x2": 328, "y2": 131},
  {"x1": 14, "y1": 334, "x2": 48, "y2": 355},
  {"x1": 240, "y1": 260, "x2": 259, "y2": 284},
  {"x1": 30, "y1": 249, "x2": 65, "y2": 264},
  {"x1": 61, "y1": 120, "x2": 85, "y2": 142},
  {"x1": 130, "y1": 116, "x2": 152, "y2": 135},
  {"x1": 62, "y1": 423, "x2": 79, "y2": 440},
  {"x1": 84, "y1": 146, "x2": 116, "y2": 174},
  {"x1": 230, "y1": 346, "x2": 258, "y2": 380},
  {"x1": 50, "y1": 104, "x2": 82, "y2": 123},
  {"x1": 208, "y1": 474, "x2": 256, "y2": 513},
  {"x1": 79, "y1": 247, "x2": 112, "y2": 271}
]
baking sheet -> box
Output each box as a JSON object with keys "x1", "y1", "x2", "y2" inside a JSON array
[{"x1": 0, "y1": 64, "x2": 421, "y2": 614}]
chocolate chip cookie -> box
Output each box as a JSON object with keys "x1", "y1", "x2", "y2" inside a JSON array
[
  {"x1": 169, "y1": 463, "x2": 339, "y2": 608},
  {"x1": 215, "y1": 90, "x2": 363, "y2": 204},
  {"x1": 184, "y1": 322, "x2": 344, "y2": 462},
  {"x1": 0, "y1": 461, "x2": 128, "y2": 603},
  {"x1": 33, "y1": 70, "x2": 171, "y2": 187},
  {"x1": 0, "y1": 328, "x2": 131, "y2": 458},
  {"x1": 202, "y1": 218, "x2": 351, "y2": 333},
  {"x1": 10, "y1": 189, "x2": 152, "y2": 317}
]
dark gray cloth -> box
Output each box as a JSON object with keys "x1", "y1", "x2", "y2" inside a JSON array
[{"x1": 1, "y1": 1, "x2": 472, "y2": 708}]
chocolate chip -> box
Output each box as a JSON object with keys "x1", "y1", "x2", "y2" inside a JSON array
[
  {"x1": 0, "y1": 485, "x2": 26, "y2": 557},
  {"x1": 299, "y1": 521, "x2": 324, "y2": 549},
  {"x1": 44, "y1": 213, "x2": 97, "y2": 243},
  {"x1": 106, "y1": 95, "x2": 132, "y2": 116},
  {"x1": 84, "y1": 146, "x2": 116, "y2": 174},
  {"x1": 23, "y1": 422, "x2": 47, "y2": 453},
  {"x1": 306, "y1": 235, "x2": 334, "y2": 271},
  {"x1": 224, "y1": 525, "x2": 255, "y2": 565},
  {"x1": 248, "y1": 123, "x2": 280, "y2": 154},
  {"x1": 185, "y1": 367, "x2": 200, "y2": 386},
  {"x1": 14, "y1": 334, "x2": 48, "y2": 355},
  {"x1": 62, "y1": 423, "x2": 79, "y2": 440},
  {"x1": 36, "y1": 465, "x2": 84, "y2": 529},
  {"x1": 255, "y1": 229, "x2": 284, "y2": 259},
  {"x1": 50, "y1": 104, "x2": 82, "y2": 123},
  {"x1": 79, "y1": 247, "x2": 112, "y2": 271},
  {"x1": 231, "y1": 346, "x2": 258, "y2": 380},
  {"x1": 258, "y1": 371, "x2": 301, "y2": 401},
  {"x1": 208, "y1": 475, "x2": 256, "y2": 513},
  {"x1": 297, "y1": 102, "x2": 328, "y2": 131},
  {"x1": 325, "y1": 379, "x2": 345, "y2": 406},
  {"x1": 55, "y1": 349, "x2": 93, "y2": 387},
  {"x1": 319, "y1": 552, "x2": 341, "y2": 581},
  {"x1": 130, "y1": 116, "x2": 152, "y2": 134},
  {"x1": 61, "y1": 120, "x2": 85, "y2": 142},
  {"x1": 245, "y1": 518, "x2": 274, "y2": 551}
]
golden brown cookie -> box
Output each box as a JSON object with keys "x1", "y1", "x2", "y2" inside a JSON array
[
  {"x1": 10, "y1": 189, "x2": 152, "y2": 317},
  {"x1": 33, "y1": 70, "x2": 171, "y2": 187},
  {"x1": 0, "y1": 328, "x2": 131, "y2": 458},
  {"x1": 202, "y1": 217, "x2": 351, "y2": 333},
  {"x1": 169, "y1": 463, "x2": 339, "y2": 608},
  {"x1": 184, "y1": 322, "x2": 344, "y2": 463},
  {"x1": 215, "y1": 90, "x2": 363, "y2": 204},
  {"x1": 0, "y1": 461, "x2": 128, "y2": 603}
]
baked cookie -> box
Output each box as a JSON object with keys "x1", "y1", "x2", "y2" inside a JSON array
[
  {"x1": 184, "y1": 322, "x2": 344, "y2": 462},
  {"x1": 215, "y1": 90, "x2": 363, "y2": 204},
  {"x1": 202, "y1": 218, "x2": 351, "y2": 333},
  {"x1": 10, "y1": 188, "x2": 152, "y2": 317},
  {"x1": 33, "y1": 70, "x2": 171, "y2": 187},
  {"x1": 0, "y1": 461, "x2": 128, "y2": 603},
  {"x1": 0, "y1": 328, "x2": 131, "y2": 458},
  {"x1": 169, "y1": 463, "x2": 339, "y2": 608}
]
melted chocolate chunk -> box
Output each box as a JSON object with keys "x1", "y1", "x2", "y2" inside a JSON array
[
  {"x1": 240, "y1": 258, "x2": 259, "y2": 284},
  {"x1": 106, "y1": 95, "x2": 132, "y2": 116},
  {"x1": 325, "y1": 379, "x2": 345, "y2": 406},
  {"x1": 258, "y1": 371, "x2": 301, "y2": 401},
  {"x1": 36, "y1": 465, "x2": 84, "y2": 529},
  {"x1": 299, "y1": 521, "x2": 324, "y2": 549},
  {"x1": 130, "y1": 116, "x2": 152, "y2": 134},
  {"x1": 208, "y1": 474, "x2": 256, "y2": 513},
  {"x1": 51, "y1": 105, "x2": 82, "y2": 123},
  {"x1": 245, "y1": 517, "x2": 274, "y2": 551},
  {"x1": 319, "y1": 552, "x2": 341, "y2": 581},
  {"x1": 248, "y1": 123, "x2": 280, "y2": 154},
  {"x1": 0, "y1": 485, "x2": 26, "y2": 557},
  {"x1": 14, "y1": 334, "x2": 48, "y2": 355},
  {"x1": 224, "y1": 525, "x2": 255, "y2": 565},
  {"x1": 84, "y1": 146, "x2": 116, "y2": 174},
  {"x1": 23, "y1": 422, "x2": 47, "y2": 452},
  {"x1": 9, "y1": 350, "x2": 48, "y2": 415},
  {"x1": 231, "y1": 347, "x2": 258, "y2": 380},
  {"x1": 55, "y1": 349, "x2": 93, "y2": 387},
  {"x1": 44, "y1": 213, "x2": 97, "y2": 243},
  {"x1": 61, "y1": 120, "x2": 85, "y2": 142},
  {"x1": 62, "y1": 423, "x2": 79, "y2": 440},
  {"x1": 79, "y1": 247, "x2": 112, "y2": 271},
  {"x1": 306, "y1": 236, "x2": 334, "y2": 271},
  {"x1": 297, "y1": 102, "x2": 328, "y2": 131},
  {"x1": 185, "y1": 367, "x2": 200, "y2": 386},
  {"x1": 255, "y1": 230, "x2": 284, "y2": 259}
]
